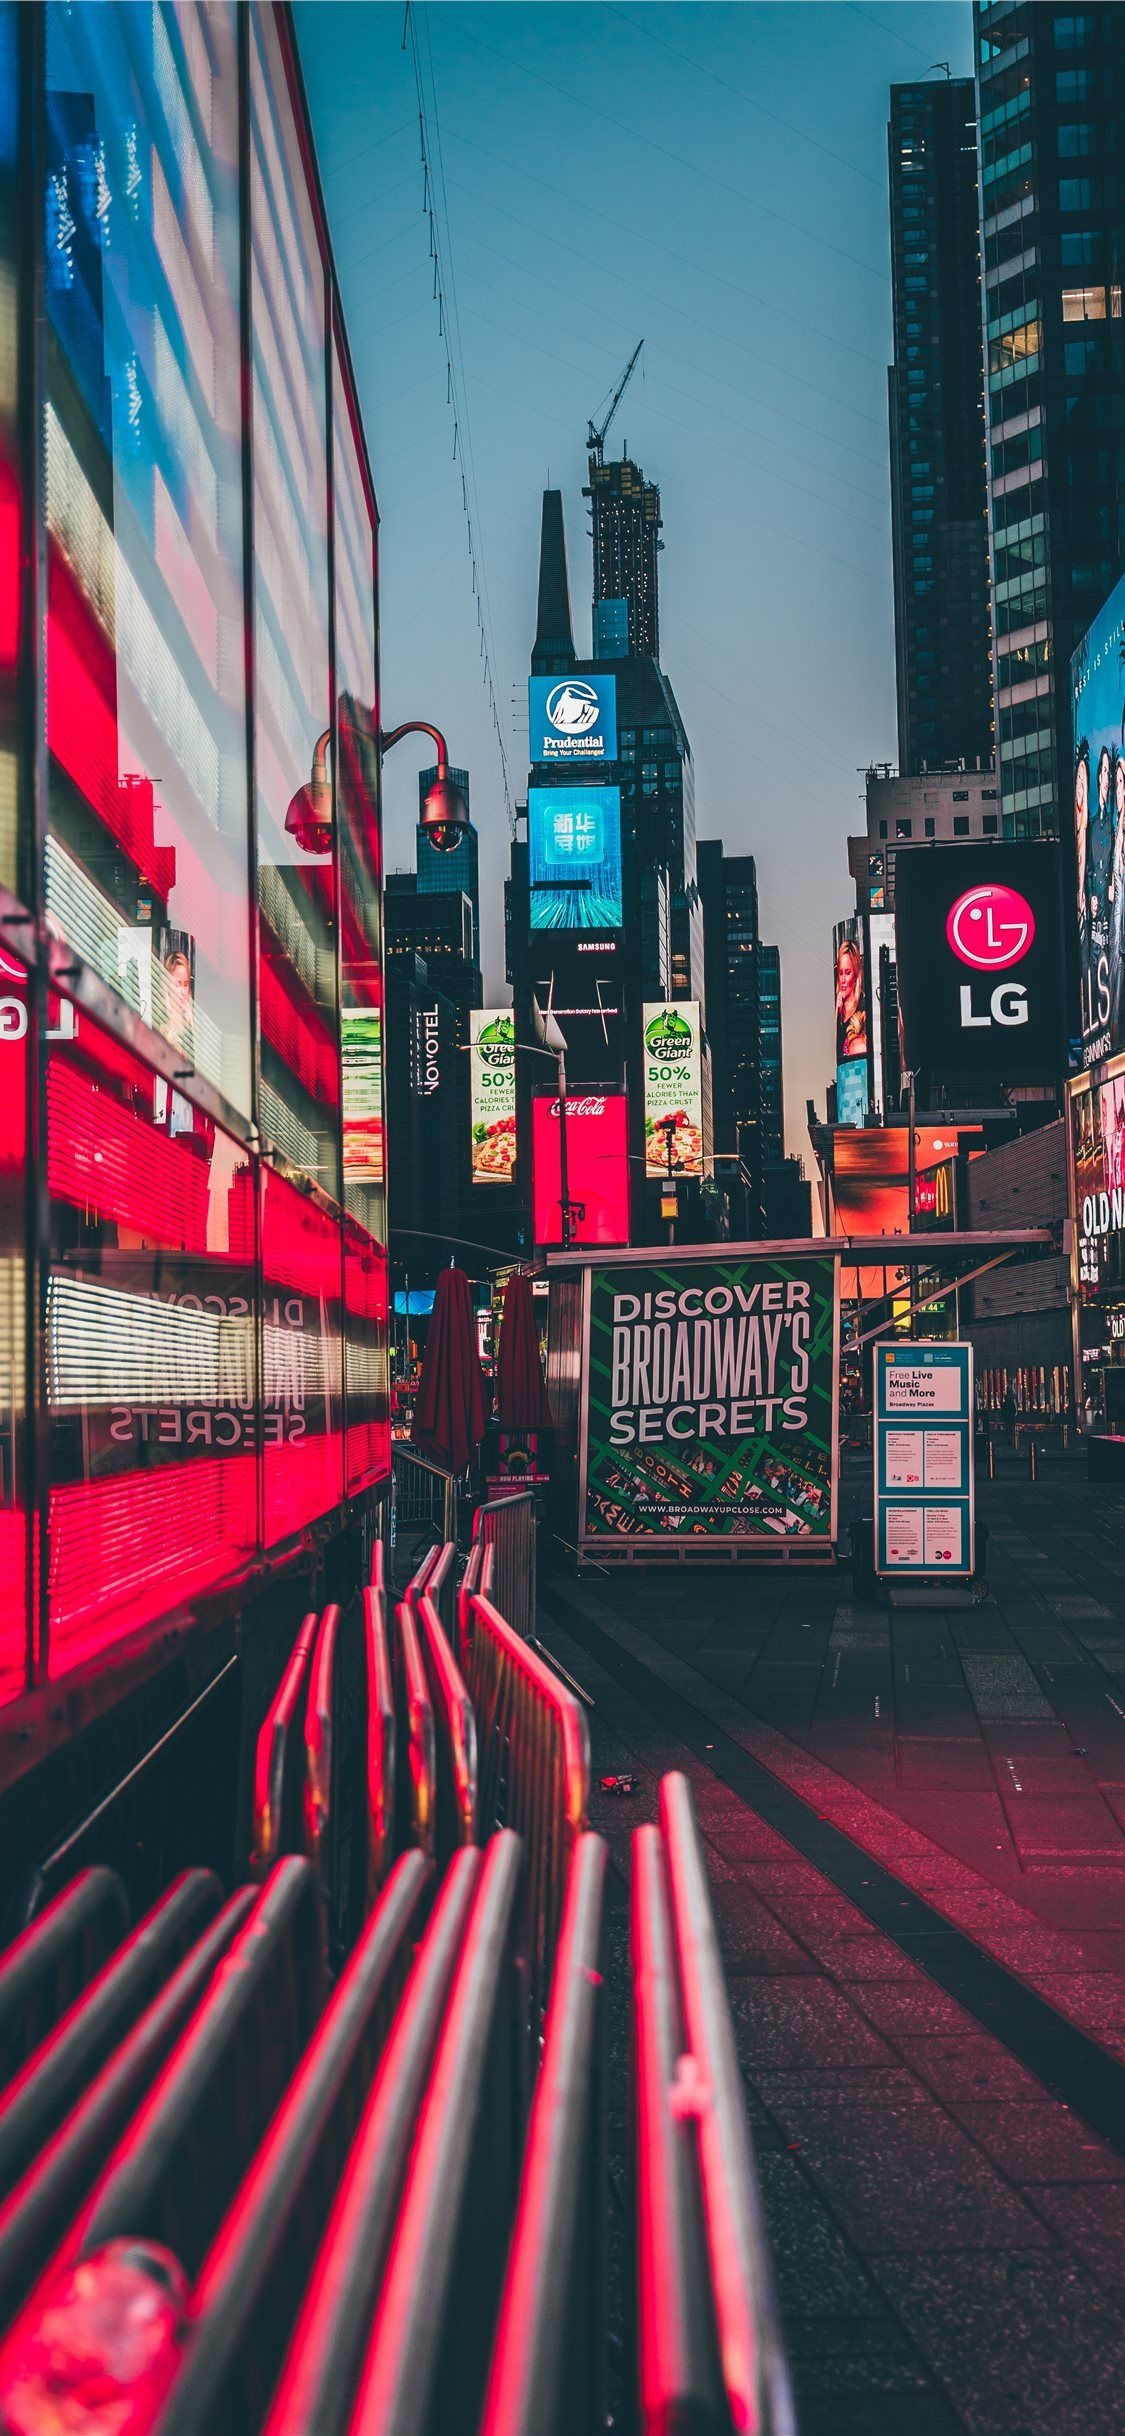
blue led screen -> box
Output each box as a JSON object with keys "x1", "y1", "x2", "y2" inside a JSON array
[{"x1": 528, "y1": 785, "x2": 623, "y2": 931}]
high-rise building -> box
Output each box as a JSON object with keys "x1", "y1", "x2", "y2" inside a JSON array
[
  {"x1": 584, "y1": 453, "x2": 662, "y2": 660},
  {"x1": 415, "y1": 766, "x2": 479, "y2": 962},
  {"x1": 888, "y1": 79, "x2": 993, "y2": 775},
  {"x1": 975, "y1": 2, "x2": 1125, "y2": 838},
  {"x1": 698, "y1": 842, "x2": 764, "y2": 1229},
  {"x1": 758, "y1": 943, "x2": 784, "y2": 1171}
]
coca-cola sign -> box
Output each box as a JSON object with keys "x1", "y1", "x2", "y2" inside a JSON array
[{"x1": 532, "y1": 1093, "x2": 629, "y2": 1247}]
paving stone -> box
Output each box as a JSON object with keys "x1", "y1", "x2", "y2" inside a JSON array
[
  {"x1": 849, "y1": 1978, "x2": 977, "y2": 2039},
  {"x1": 893, "y1": 2031, "x2": 1046, "y2": 2105},
  {"x1": 795, "y1": 2399, "x2": 963, "y2": 2436},
  {"x1": 713, "y1": 1890, "x2": 821, "y2": 1976},
  {"x1": 1028, "y1": 2182, "x2": 1125, "y2": 2286},
  {"x1": 962, "y1": 1654, "x2": 1054, "y2": 1720},
  {"x1": 1003, "y1": 1796, "x2": 1125, "y2": 1863},
  {"x1": 874, "y1": 2249, "x2": 1125, "y2": 2436},
  {"x1": 755, "y1": 2149, "x2": 888, "y2": 2321},
  {"x1": 752, "y1": 2085, "x2": 1051, "y2": 2255},
  {"x1": 727, "y1": 1976, "x2": 898, "y2": 2071},
  {"x1": 952, "y1": 2099, "x2": 1125, "y2": 2185},
  {"x1": 895, "y1": 1736, "x2": 996, "y2": 1788},
  {"x1": 804, "y1": 1931, "x2": 932, "y2": 1983},
  {"x1": 787, "y1": 2314, "x2": 932, "y2": 2395}
]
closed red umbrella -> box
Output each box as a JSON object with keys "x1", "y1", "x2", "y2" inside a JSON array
[
  {"x1": 495, "y1": 1271, "x2": 553, "y2": 1432},
  {"x1": 411, "y1": 1266, "x2": 486, "y2": 1475}
]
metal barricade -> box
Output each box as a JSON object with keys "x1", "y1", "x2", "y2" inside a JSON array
[
  {"x1": 479, "y1": 1833, "x2": 608, "y2": 2436},
  {"x1": 363, "y1": 1550, "x2": 396, "y2": 1906},
  {"x1": 467, "y1": 1591, "x2": 589, "y2": 2022},
  {"x1": 473, "y1": 1492, "x2": 536, "y2": 1644},
  {"x1": 425, "y1": 1539, "x2": 458, "y2": 1642},
  {"x1": 415, "y1": 1587, "x2": 478, "y2": 1859},
  {"x1": 304, "y1": 1604, "x2": 342, "y2": 1943},
  {"x1": 0, "y1": 1870, "x2": 129, "y2": 2084},
  {"x1": 251, "y1": 1613, "x2": 320, "y2": 1876},
  {"x1": 392, "y1": 1447, "x2": 458, "y2": 1548},
  {"x1": 640, "y1": 1773, "x2": 796, "y2": 2436},
  {"x1": 151, "y1": 1853, "x2": 432, "y2": 2436},
  {"x1": 263, "y1": 1847, "x2": 482, "y2": 2436},
  {"x1": 393, "y1": 1599, "x2": 437, "y2": 1861},
  {"x1": 347, "y1": 1831, "x2": 525, "y2": 2436}
]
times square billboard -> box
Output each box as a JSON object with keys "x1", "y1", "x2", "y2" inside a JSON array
[
  {"x1": 894, "y1": 843, "x2": 1063, "y2": 1083},
  {"x1": 528, "y1": 786, "x2": 623, "y2": 931},
  {"x1": 528, "y1": 675, "x2": 617, "y2": 766},
  {"x1": 1073, "y1": 570, "x2": 1125, "y2": 1069}
]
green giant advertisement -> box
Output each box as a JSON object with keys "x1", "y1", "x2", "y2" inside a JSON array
[{"x1": 581, "y1": 1253, "x2": 838, "y2": 1549}]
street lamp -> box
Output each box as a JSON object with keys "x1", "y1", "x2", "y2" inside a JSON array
[
  {"x1": 285, "y1": 719, "x2": 468, "y2": 855},
  {"x1": 658, "y1": 1112, "x2": 680, "y2": 1245}
]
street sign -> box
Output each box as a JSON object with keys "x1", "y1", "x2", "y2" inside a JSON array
[{"x1": 874, "y1": 1342, "x2": 974, "y2": 1577}]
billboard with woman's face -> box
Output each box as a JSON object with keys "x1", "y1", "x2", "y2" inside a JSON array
[
  {"x1": 1072, "y1": 573, "x2": 1125, "y2": 1068},
  {"x1": 834, "y1": 928, "x2": 868, "y2": 1064}
]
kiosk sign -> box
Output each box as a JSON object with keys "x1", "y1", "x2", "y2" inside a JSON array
[
  {"x1": 875, "y1": 1343, "x2": 974, "y2": 1576},
  {"x1": 580, "y1": 1252, "x2": 839, "y2": 1553}
]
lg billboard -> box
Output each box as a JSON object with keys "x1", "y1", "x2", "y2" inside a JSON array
[{"x1": 894, "y1": 844, "x2": 1063, "y2": 1082}]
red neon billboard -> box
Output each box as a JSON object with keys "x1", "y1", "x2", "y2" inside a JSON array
[{"x1": 532, "y1": 1094, "x2": 630, "y2": 1247}]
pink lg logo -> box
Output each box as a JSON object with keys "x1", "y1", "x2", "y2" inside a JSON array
[{"x1": 946, "y1": 883, "x2": 1035, "y2": 971}]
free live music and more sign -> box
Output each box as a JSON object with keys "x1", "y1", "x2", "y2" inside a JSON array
[{"x1": 874, "y1": 1342, "x2": 974, "y2": 1577}]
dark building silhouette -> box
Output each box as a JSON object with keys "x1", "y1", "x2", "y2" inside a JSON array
[
  {"x1": 758, "y1": 942, "x2": 784, "y2": 1172},
  {"x1": 888, "y1": 78, "x2": 993, "y2": 776},
  {"x1": 415, "y1": 765, "x2": 478, "y2": 963},
  {"x1": 698, "y1": 842, "x2": 765, "y2": 1230},
  {"x1": 531, "y1": 489, "x2": 576, "y2": 675},
  {"x1": 975, "y1": 2, "x2": 1125, "y2": 837},
  {"x1": 584, "y1": 453, "x2": 662, "y2": 660}
]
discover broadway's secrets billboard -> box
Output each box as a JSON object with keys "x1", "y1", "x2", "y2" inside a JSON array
[{"x1": 581, "y1": 1253, "x2": 838, "y2": 1551}]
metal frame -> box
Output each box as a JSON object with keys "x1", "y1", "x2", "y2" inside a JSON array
[{"x1": 873, "y1": 1341, "x2": 976, "y2": 1581}]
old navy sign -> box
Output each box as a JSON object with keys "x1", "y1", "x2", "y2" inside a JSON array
[
  {"x1": 895, "y1": 844, "x2": 1062, "y2": 1083},
  {"x1": 529, "y1": 674, "x2": 617, "y2": 766}
]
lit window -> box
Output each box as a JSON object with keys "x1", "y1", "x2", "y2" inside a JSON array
[
  {"x1": 896, "y1": 820, "x2": 912, "y2": 839},
  {"x1": 1063, "y1": 284, "x2": 1106, "y2": 319}
]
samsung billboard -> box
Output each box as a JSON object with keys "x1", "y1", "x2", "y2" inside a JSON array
[
  {"x1": 894, "y1": 844, "x2": 1063, "y2": 1082},
  {"x1": 529, "y1": 674, "x2": 617, "y2": 766},
  {"x1": 529, "y1": 786, "x2": 623, "y2": 931}
]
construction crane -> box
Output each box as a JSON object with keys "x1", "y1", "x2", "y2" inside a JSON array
[{"x1": 587, "y1": 340, "x2": 643, "y2": 466}]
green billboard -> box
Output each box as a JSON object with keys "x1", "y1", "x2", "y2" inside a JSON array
[{"x1": 580, "y1": 1253, "x2": 838, "y2": 1551}]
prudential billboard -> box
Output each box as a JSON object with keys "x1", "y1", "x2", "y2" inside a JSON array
[{"x1": 529, "y1": 675, "x2": 617, "y2": 765}]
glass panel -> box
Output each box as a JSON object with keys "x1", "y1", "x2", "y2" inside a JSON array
[
  {"x1": 43, "y1": 3, "x2": 251, "y2": 1114},
  {"x1": 0, "y1": 946, "x2": 27, "y2": 1703},
  {"x1": 0, "y1": 2, "x2": 19, "y2": 894},
  {"x1": 250, "y1": 10, "x2": 339, "y2": 1199},
  {"x1": 261, "y1": 1166, "x2": 343, "y2": 1545},
  {"x1": 343, "y1": 1215, "x2": 389, "y2": 1493},
  {"x1": 47, "y1": 1005, "x2": 258, "y2": 1681}
]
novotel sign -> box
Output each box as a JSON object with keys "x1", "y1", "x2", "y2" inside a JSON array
[{"x1": 895, "y1": 844, "x2": 1063, "y2": 1083}]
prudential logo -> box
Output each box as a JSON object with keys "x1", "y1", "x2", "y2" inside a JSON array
[
  {"x1": 946, "y1": 883, "x2": 1035, "y2": 971},
  {"x1": 546, "y1": 680, "x2": 601, "y2": 736}
]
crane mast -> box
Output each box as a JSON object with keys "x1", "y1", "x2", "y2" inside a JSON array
[{"x1": 587, "y1": 340, "x2": 644, "y2": 466}]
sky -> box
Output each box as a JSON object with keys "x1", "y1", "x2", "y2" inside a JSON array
[{"x1": 295, "y1": 0, "x2": 974, "y2": 1160}]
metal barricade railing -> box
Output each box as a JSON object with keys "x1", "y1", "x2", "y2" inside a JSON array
[
  {"x1": 456, "y1": 1535, "x2": 488, "y2": 1669},
  {"x1": 151, "y1": 1852, "x2": 432, "y2": 2436},
  {"x1": 392, "y1": 1446, "x2": 458, "y2": 1548},
  {"x1": 363, "y1": 1550, "x2": 396, "y2": 1907},
  {"x1": 640, "y1": 1773, "x2": 796, "y2": 2436},
  {"x1": 467, "y1": 1591, "x2": 589, "y2": 2022},
  {"x1": 303, "y1": 1604, "x2": 341, "y2": 1942},
  {"x1": 252, "y1": 1612, "x2": 320, "y2": 1877},
  {"x1": 479, "y1": 1832, "x2": 608, "y2": 2436},
  {"x1": 393, "y1": 1598, "x2": 437, "y2": 1862},
  {"x1": 473, "y1": 1493, "x2": 536, "y2": 1644},
  {"x1": 0, "y1": 1892, "x2": 255, "y2": 2330},
  {"x1": 347, "y1": 1831, "x2": 525, "y2": 2436},
  {"x1": 415, "y1": 1587, "x2": 478, "y2": 1859},
  {"x1": 425, "y1": 1538, "x2": 458, "y2": 1642},
  {"x1": 263, "y1": 1847, "x2": 482, "y2": 2436},
  {"x1": 0, "y1": 1870, "x2": 130, "y2": 2085}
]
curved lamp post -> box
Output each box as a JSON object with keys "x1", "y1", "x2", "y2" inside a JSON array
[{"x1": 285, "y1": 720, "x2": 469, "y2": 855}]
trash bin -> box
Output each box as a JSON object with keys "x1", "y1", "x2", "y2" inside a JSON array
[{"x1": 849, "y1": 1513, "x2": 877, "y2": 1602}]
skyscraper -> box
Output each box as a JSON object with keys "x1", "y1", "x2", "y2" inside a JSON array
[
  {"x1": 758, "y1": 944, "x2": 784, "y2": 1171},
  {"x1": 584, "y1": 453, "x2": 662, "y2": 659},
  {"x1": 416, "y1": 765, "x2": 479, "y2": 963},
  {"x1": 699, "y1": 841, "x2": 764, "y2": 1228},
  {"x1": 888, "y1": 78, "x2": 993, "y2": 775},
  {"x1": 975, "y1": 2, "x2": 1125, "y2": 838}
]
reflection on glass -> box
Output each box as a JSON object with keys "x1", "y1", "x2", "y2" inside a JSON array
[
  {"x1": 47, "y1": 1003, "x2": 258, "y2": 1679},
  {"x1": 261, "y1": 1165, "x2": 343, "y2": 1543},
  {"x1": 43, "y1": 2, "x2": 251, "y2": 1115},
  {"x1": 250, "y1": 11, "x2": 339, "y2": 1199},
  {"x1": 0, "y1": 2, "x2": 18, "y2": 895},
  {"x1": 0, "y1": 945, "x2": 27, "y2": 1704}
]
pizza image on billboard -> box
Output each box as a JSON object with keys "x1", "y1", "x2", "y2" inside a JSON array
[{"x1": 642, "y1": 1000, "x2": 706, "y2": 1177}]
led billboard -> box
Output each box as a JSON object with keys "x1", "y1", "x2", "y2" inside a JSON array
[
  {"x1": 470, "y1": 1009, "x2": 517, "y2": 1184},
  {"x1": 532, "y1": 1093, "x2": 629, "y2": 1246},
  {"x1": 895, "y1": 844, "x2": 1062, "y2": 1081},
  {"x1": 1072, "y1": 572, "x2": 1125, "y2": 1068},
  {"x1": 643, "y1": 1001, "x2": 705, "y2": 1177},
  {"x1": 529, "y1": 674, "x2": 617, "y2": 765},
  {"x1": 834, "y1": 925, "x2": 868, "y2": 1064},
  {"x1": 580, "y1": 1253, "x2": 838, "y2": 1550},
  {"x1": 835, "y1": 1056, "x2": 869, "y2": 1126},
  {"x1": 529, "y1": 787, "x2": 622, "y2": 931}
]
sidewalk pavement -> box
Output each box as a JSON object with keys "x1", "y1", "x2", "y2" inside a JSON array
[{"x1": 539, "y1": 1458, "x2": 1125, "y2": 2435}]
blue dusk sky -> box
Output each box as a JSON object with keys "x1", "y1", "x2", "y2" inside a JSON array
[{"x1": 295, "y1": 0, "x2": 974, "y2": 1156}]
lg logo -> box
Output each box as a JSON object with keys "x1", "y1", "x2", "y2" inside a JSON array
[{"x1": 946, "y1": 883, "x2": 1035, "y2": 1033}]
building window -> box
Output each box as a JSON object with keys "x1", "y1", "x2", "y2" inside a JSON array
[
  {"x1": 1063, "y1": 284, "x2": 1106, "y2": 319},
  {"x1": 1053, "y1": 15, "x2": 1095, "y2": 48},
  {"x1": 1058, "y1": 124, "x2": 1093, "y2": 157},
  {"x1": 1056, "y1": 67, "x2": 1093, "y2": 99},
  {"x1": 990, "y1": 319, "x2": 1041, "y2": 372},
  {"x1": 1059, "y1": 179, "x2": 1094, "y2": 212},
  {"x1": 953, "y1": 816, "x2": 970, "y2": 835},
  {"x1": 878, "y1": 820, "x2": 888, "y2": 839},
  {"x1": 924, "y1": 817, "x2": 936, "y2": 837},
  {"x1": 896, "y1": 820, "x2": 912, "y2": 840},
  {"x1": 1064, "y1": 337, "x2": 1101, "y2": 373},
  {"x1": 952, "y1": 789, "x2": 969, "y2": 801},
  {"x1": 983, "y1": 814, "x2": 999, "y2": 833}
]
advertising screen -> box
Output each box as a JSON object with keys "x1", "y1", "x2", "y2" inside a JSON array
[
  {"x1": 532, "y1": 1094, "x2": 629, "y2": 1246},
  {"x1": 341, "y1": 1008, "x2": 384, "y2": 1182},
  {"x1": 470, "y1": 1010, "x2": 517, "y2": 1184},
  {"x1": 835, "y1": 1056, "x2": 869, "y2": 1126},
  {"x1": 529, "y1": 787, "x2": 623, "y2": 931},
  {"x1": 1073, "y1": 573, "x2": 1125, "y2": 1068},
  {"x1": 895, "y1": 844, "x2": 1062, "y2": 1082},
  {"x1": 581, "y1": 1254, "x2": 838, "y2": 1549},
  {"x1": 834, "y1": 926, "x2": 868, "y2": 1064},
  {"x1": 643, "y1": 1001, "x2": 705, "y2": 1177},
  {"x1": 529, "y1": 674, "x2": 617, "y2": 766}
]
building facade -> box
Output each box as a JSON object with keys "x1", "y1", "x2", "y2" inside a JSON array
[
  {"x1": 888, "y1": 78, "x2": 994, "y2": 776},
  {"x1": 0, "y1": 4, "x2": 389, "y2": 1724},
  {"x1": 975, "y1": 0, "x2": 1125, "y2": 838},
  {"x1": 758, "y1": 943, "x2": 784, "y2": 1172},
  {"x1": 698, "y1": 842, "x2": 765, "y2": 1230},
  {"x1": 584, "y1": 452, "x2": 662, "y2": 661}
]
